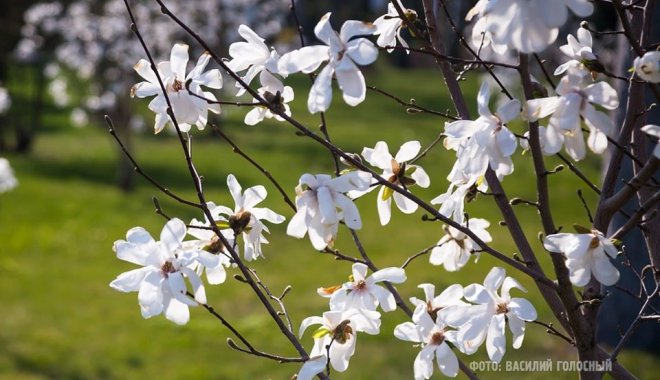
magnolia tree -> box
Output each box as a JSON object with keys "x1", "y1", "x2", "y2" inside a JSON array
[
  {"x1": 18, "y1": 0, "x2": 289, "y2": 189},
  {"x1": 102, "y1": 0, "x2": 659, "y2": 379}
]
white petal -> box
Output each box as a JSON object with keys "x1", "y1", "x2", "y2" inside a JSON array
[
  {"x1": 395, "y1": 141, "x2": 421, "y2": 162},
  {"x1": 483, "y1": 267, "x2": 506, "y2": 291},
  {"x1": 410, "y1": 166, "x2": 430, "y2": 188},
  {"x1": 297, "y1": 356, "x2": 328, "y2": 380},
  {"x1": 335, "y1": 62, "x2": 366, "y2": 106},
  {"x1": 163, "y1": 296, "x2": 190, "y2": 325},
  {"x1": 277, "y1": 46, "x2": 330, "y2": 75},
  {"x1": 110, "y1": 267, "x2": 152, "y2": 292},
  {"x1": 340, "y1": 20, "x2": 376, "y2": 41},
  {"x1": 394, "y1": 321, "x2": 422, "y2": 343},
  {"x1": 508, "y1": 314, "x2": 526, "y2": 349},
  {"x1": 244, "y1": 107, "x2": 266, "y2": 126},
  {"x1": 486, "y1": 314, "x2": 506, "y2": 363},
  {"x1": 414, "y1": 346, "x2": 435, "y2": 380},
  {"x1": 336, "y1": 194, "x2": 362, "y2": 229},
  {"x1": 508, "y1": 298, "x2": 537, "y2": 321},
  {"x1": 496, "y1": 99, "x2": 521, "y2": 123},
  {"x1": 393, "y1": 192, "x2": 418, "y2": 214},
  {"x1": 346, "y1": 38, "x2": 379, "y2": 66},
  {"x1": 160, "y1": 218, "x2": 186, "y2": 252},
  {"x1": 371, "y1": 267, "x2": 406, "y2": 284},
  {"x1": 308, "y1": 64, "x2": 334, "y2": 113},
  {"x1": 592, "y1": 251, "x2": 620, "y2": 286},
  {"x1": 477, "y1": 81, "x2": 492, "y2": 118},
  {"x1": 138, "y1": 271, "x2": 164, "y2": 318},
  {"x1": 435, "y1": 343, "x2": 459, "y2": 377},
  {"x1": 584, "y1": 81, "x2": 619, "y2": 110},
  {"x1": 170, "y1": 44, "x2": 190, "y2": 80},
  {"x1": 377, "y1": 189, "x2": 392, "y2": 226}
]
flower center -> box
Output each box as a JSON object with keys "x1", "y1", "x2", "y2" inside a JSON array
[
  {"x1": 171, "y1": 79, "x2": 184, "y2": 92},
  {"x1": 355, "y1": 279, "x2": 367, "y2": 291},
  {"x1": 263, "y1": 90, "x2": 286, "y2": 114},
  {"x1": 206, "y1": 234, "x2": 226, "y2": 254},
  {"x1": 430, "y1": 331, "x2": 445, "y2": 346},
  {"x1": 496, "y1": 302, "x2": 509, "y2": 315},
  {"x1": 589, "y1": 235, "x2": 600, "y2": 249},
  {"x1": 229, "y1": 210, "x2": 252, "y2": 234},
  {"x1": 332, "y1": 320, "x2": 353, "y2": 344},
  {"x1": 161, "y1": 260, "x2": 176, "y2": 275}
]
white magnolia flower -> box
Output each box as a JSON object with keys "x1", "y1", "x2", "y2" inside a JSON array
[
  {"x1": 641, "y1": 124, "x2": 660, "y2": 158},
  {"x1": 452, "y1": 267, "x2": 537, "y2": 363},
  {"x1": 187, "y1": 203, "x2": 236, "y2": 285},
  {"x1": 212, "y1": 175, "x2": 285, "y2": 261},
  {"x1": 465, "y1": 0, "x2": 507, "y2": 55},
  {"x1": 444, "y1": 81, "x2": 520, "y2": 180},
  {"x1": 300, "y1": 309, "x2": 381, "y2": 373},
  {"x1": 468, "y1": 0, "x2": 593, "y2": 53},
  {"x1": 278, "y1": 12, "x2": 378, "y2": 113},
  {"x1": 320, "y1": 262, "x2": 407, "y2": 312},
  {"x1": 286, "y1": 171, "x2": 372, "y2": 250},
  {"x1": 430, "y1": 218, "x2": 492, "y2": 272},
  {"x1": 431, "y1": 179, "x2": 483, "y2": 224},
  {"x1": 131, "y1": 43, "x2": 223, "y2": 133},
  {"x1": 226, "y1": 24, "x2": 281, "y2": 96},
  {"x1": 394, "y1": 312, "x2": 460, "y2": 378},
  {"x1": 410, "y1": 283, "x2": 467, "y2": 324},
  {"x1": 109, "y1": 218, "x2": 207, "y2": 325},
  {"x1": 633, "y1": 51, "x2": 660, "y2": 83},
  {"x1": 244, "y1": 71, "x2": 294, "y2": 126},
  {"x1": 554, "y1": 26, "x2": 598, "y2": 77},
  {"x1": 355, "y1": 141, "x2": 430, "y2": 225},
  {"x1": 373, "y1": 0, "x2": 416, "y2": 53},
  {"x1": 527, "y1": 73, "x2": 619, "y2": 160},
  {"x1": 0, "y1": 158, "x2": 18, "y2": 193},
  {"x1": 543, "y1": 230, "x2": 620, "y2": 286}
]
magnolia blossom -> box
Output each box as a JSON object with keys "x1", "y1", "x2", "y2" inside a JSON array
[
  {"x1": 633, "y1": 51, "x2": 660, "y2": 83},
  {"x1": 320, "y1": 262, "x2": 407, "y2": 312},
  {"x1": 287, "y1": 171, "x2": 372, "y2": 250},
  {"x1": 430, "y1": 218, "x2": 492, "y2": 272},
  {"x1": 431, "y1": 178, "x2": 484, "y2": 224},
  {"x1": 543, "y1": 230, "x2": 620, "y2": 286},
  {"x1": 373, "y1": 0, "x2": 416, "y2": 53},
  {"x1": 410, "y1": 283, "x2": 467, "y2": 324},
  {"x1": 394, "y1": 312, "x2": 460, "y2": 378},
  {"x1": 554, "y1": 26, "x2": 598, "y2": 77},
  {"x1": 299, "y1": 309, "x2": 381, "y2": 374},
  {"x1": 465, "y1": 0, "x2": 507, "y2": 55},
  {"x1": 244, "y1": 72, "x2": 294, "y2": 126},
  {"x1": 451, "y1": 267, "x2": 537, "y2": 363},
  {"x1": 527, "y1": 73, "x2": 619, "y2": 160},
  {"x1": 211, "y1": 175, "x2": 285, "y2": 261},
  {"x1": 109, "y1": 218, "x2": 208, "y2": 325},
  {"x1": 641, "y1": 124, "x2": 660, "y2": 159},
  {"x1": 131, "y1": 44, "x2": 223, "y2": 133},
  {"x1": 355, "y1": 141, "x2": 429, "y2": 225},
  {"x1": 187, "y1": 204, "x2": 236, "y2": 285},
  {"x1": 444, "y1": 81, "x2": 520, "y2": 180},
  {"x1": 278, "y1": 12, "x2": 378, "y2": 113},
  {"x1": 0, "y1": 158, "x2": 18, "y2": 193},
  {"x1": 226, "y1": 24, "x2": 281, "y2": 96},
  {"x1": 467, "y1": 0, "x2": 593, "y2": 53}
]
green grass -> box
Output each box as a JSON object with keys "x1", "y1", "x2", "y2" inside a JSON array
[{"x1": 0, "y1": 65, "x2": 657, "y2": 380}]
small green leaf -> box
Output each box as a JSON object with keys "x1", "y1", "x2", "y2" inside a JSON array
[
  {"x1": 312, "y1": 327, "x2": 330, "y2": 339},
  {"x1": 215, "y1": 221, "x2": 231, "y2": 229},
  {"x1": 573, "y1": 224, "x2": 592, "y2": 234},
  {"x1": 381, "y1": 186, "x2": 394, "y2": 201}
]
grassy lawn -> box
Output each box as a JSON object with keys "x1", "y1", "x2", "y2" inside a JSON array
[{"x1": 0, "y1": 65, "x2": 656, "y2": 379}]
